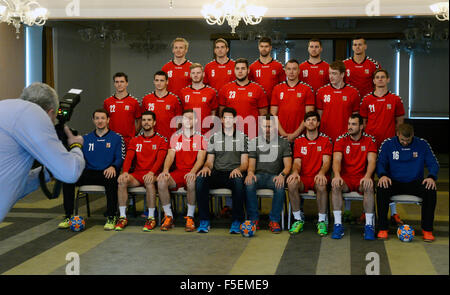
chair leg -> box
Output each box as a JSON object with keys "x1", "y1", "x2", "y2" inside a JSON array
[
  {"x1": 85, "y1": 194, "x2": 91, "y2": 217},
  {"x1": 75, "y1": 190, "x2": 80, "y2": 216}
]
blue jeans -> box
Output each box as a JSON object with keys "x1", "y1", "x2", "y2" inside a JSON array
[{"x1": 245, "y1": 173, "x2": 285, "y2": 222}]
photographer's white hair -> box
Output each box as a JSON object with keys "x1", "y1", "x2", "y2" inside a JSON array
[{"x1": 20, "y1": 82, "x2": 59, "y2": 112}]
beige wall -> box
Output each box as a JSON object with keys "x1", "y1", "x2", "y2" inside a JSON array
[{"x1": 0, "y1": 23, "x2": 25, "y2": 99}]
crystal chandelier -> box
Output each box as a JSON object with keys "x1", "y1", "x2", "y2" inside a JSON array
[
  {"x1": 0, "y1": 0, "x2": 48, "y2": 38},
  {"x1": 201, "y1": 0, "x2": 267, "y2": 34},
  {"x1": 429, "y1": 2, "x2": 449, "y2": 21}
]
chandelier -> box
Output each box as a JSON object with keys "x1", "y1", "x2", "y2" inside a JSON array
[
  {"x1": 0, "y1": 0, "x2": 48, "y2": 38},
  {"x1": 201, "y1": 0, "x2": 267, "y2": 34},
  {"x1": 429, "y1": 2, "x2": 449, "y2": 21}
]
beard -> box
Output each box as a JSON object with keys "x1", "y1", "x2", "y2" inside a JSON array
[{"x1": 236, "y1": 75, "x2": 248, "y2": 82}]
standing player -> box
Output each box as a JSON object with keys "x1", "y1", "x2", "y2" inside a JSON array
[
  {"x1": 103, "y1": 72, "x2": 142, "y2": 148},
  {"x1": 249, "y1": 37, "x2": 286, "y2": 104},
  {"x1": 115, "y1": 111, "x2": 169, "y2": 232},
  {"x1": 299, "y1": 39, "x2": 330, "y2": 93},
  {"x1": 204, "y1": 38, "x2": 236, "y2": 93},
  {"x1": 180, "y1": 63, "x2": 219, "y2": 135},
  {"x1": 162, "y1": 37, "x2": 192, "y2": 98},
  {"x1": 316, "y1": 61, "x2": 360, "y2": 143},
  {"x1": 157, "y1": 109, "x2": 207, "y2": 232},
  {"x1": 219, "y1": 58, "x2": 268, "y2": 139},
  {"x1": 330, "y1": 114, "x2": 377, "y2": 240},
  {"x1": 287, "y1": 111, "x2": 332, "y2": 236},
  {"x1": 344, "y1": 37, "x2": 381, "y2": 98},
  {"x1": 142, "y1": 71, "x2": 183, "y2": 141},
  {"x1": 271, "y1": 59, "x2": 315, "y2": 142}
]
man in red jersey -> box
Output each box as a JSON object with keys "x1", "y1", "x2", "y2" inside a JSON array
[
  {"x1": 330, "y1": 114, "x2": 377, "y2": 240},
  {"x1": 219, "y1": 58, "x2": 268, "y2": 139},
  {"x1": 316, "y1": 60, "x2": 360, "y2": 143},
  {"x1": 271, "y1": 59, "x2": 315, "y2": 142},
  {"x1": 142, "y1": 71, "x2": 183, "y2": 140},
  {"x1": 299, "y1": 39, "x2": 330, "y2": 93},
  {"x1": 249, "y1": 37, "x2": 286, "y2": 104},
  {"x1": 180, "y1": 63, "x2": 219, "y2": 135},
  {"x1": 287, "y1": 111, "x2": 332, "y2": 236},
  {"x1": 204, "y1": 38, "x2": 236, "y2": 93},
  {"x1": 161, "y1": 37, "x2": 192, "y2": 98},
  {"x1": 157, "y1": 109, "x2": 207, "y2": 232},
  {"x1": 115, "y1": 111, "x2": 169, "y2": 232},
  {"x1": 344, "y1": 37, "x2": 381, "y2": 98},
  {"x1": 360, "y1": 68, "x2": 405, "y2": 225},
  {"x1": 103, "y1": 72, "x2": 142, "y2": 148}
]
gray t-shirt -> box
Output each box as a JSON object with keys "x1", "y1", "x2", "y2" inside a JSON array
[
  {"x1": 248, "y1": 135, "x2": 292, "y2": 175},
  {"x1": 208, "y1": 130, "x2": 248, "y2": 172}
]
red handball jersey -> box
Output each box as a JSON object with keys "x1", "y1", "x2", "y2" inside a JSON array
[
  {"x1": 203, "y1": 59, "x2": 236, "y2": 92},
  {"x1": 180, "y1": 85, "x2": 219, "y2": 134},
  {"x1": 298, "y1": 60, "x2": 330, "y2": 93},
  {"x1": 360, "y1": 91, "x2": 405, "y2": 149},
  {"x1": 123, "y1": 133, "x2": 169, "y2": 174},
  {"x1": 271, "y1": 81, "x2": 315, "y2": 134},
  {"x1": 219, "y1": 81, "x2": 268, "y2": 137},
  {"x1": 169, "y1": 131, "x2": 207, "y2": 171},
  {"x1": 293, "y1": 133, "x2": 333, "y2": 177},
  {"x1": 103, "y1": 94, "x2": 141, "y2": 146},
  {"x1": 333, "y1": 133, "x2": 377, "y2": 178},
  {"x1": 141, "y1": 92, "x2": 183, "y2": 140},
  {"x1": 344, "y1": 57, "x2": 380, "y2": 98},
  {"x1": 161, "y1": 60, "x2": 192, "y2": 98},
  {"x1": 249, "y1": 59, "x2": 286, "y2": 104},
  {"x1": 316, "y1": 84, "x2": 361, "y2": 143}
]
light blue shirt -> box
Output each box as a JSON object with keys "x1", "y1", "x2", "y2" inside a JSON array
[{"x1": 0, "y1": 99, "x2": 85, "y2": 222}]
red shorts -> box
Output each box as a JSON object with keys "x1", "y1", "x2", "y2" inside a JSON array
[
  {"x1": 169, "y1": 169, "x2": 191, "y2": 190},
  {"x1": 341, "y1": 174, "x2": 363, "y2": 192},
  {"x1": 130, "y1": 170, "x2": 155, "y2": 186},
  {"x1": 300, "y1": 175, "x2": 330, "y2": 193}
]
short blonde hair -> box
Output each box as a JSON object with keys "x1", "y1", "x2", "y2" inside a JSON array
[
  {"x1": 171, "y1": 37, "x2": 189, "y2": 50},
  {"x1": 190, "y1": 63, "x2": 203, "y2": 71},
  {"x1": 214, "y1": 38, "x2": 229, "y2": 48}
]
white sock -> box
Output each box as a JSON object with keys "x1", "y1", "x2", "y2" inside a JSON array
[
  {"x1": 365, "y1": 213, "x2": 374, "y2": 226},
  {"x1": 187, "y1": 204, "x2": 196, "y2": 217},
  {"x1": 344, "y1": 200, "x2": 351, "y2": 211},
  {"x1": 318, "y1": 213, "x2": 327, "y2": 222},
  {"x1": 333, "y1": 210, "x2": 342, "y2": 225},
  {"x1": 293, "y1": 210, "x2": 303, "y2": 221},
  {"x1": 163, "y1": 204, "x2": 173, "y2": 217},
  {"x1": 148, "y1": 208, "x2": 155, "y2": 218},
  {"x1": 119, "y1": 206, "x2": 126, "y2": 218},
  {"x1": 389, "y1": 202, "x2": 397, "y2": 216}
]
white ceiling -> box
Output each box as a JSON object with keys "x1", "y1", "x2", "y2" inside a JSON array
[{"x1": 38, "y1": 0, "x2": 441, "y2": 19}]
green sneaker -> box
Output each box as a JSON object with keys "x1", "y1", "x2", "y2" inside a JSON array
[
  {"x1": 58, "y1": 217, "x2": 71, "y2": 229},
  {"x1": 104, "y1": 216, "x2": 117, "y2": 231},
  {"x1": 317, "y1": 221, "x2": 328, "y2": 236},
  {"x1": 289, "y1": 220, "x2": 304, "y2": 235},
  {"x1": 343, "y1": 210, "x2": 353, "y2": 223}
]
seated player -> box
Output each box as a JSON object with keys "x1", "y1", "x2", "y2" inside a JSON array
[
  {"x1": 157, "y1": 109, "x2": 207, "y2": 232},
  {"x1": 115, "y1": 111, "x2": 168, "y2": 232},
  {"x1": 331, "y1": 114, "x2": 377, "y2": 240},
  {"x1": 59, "y1": 109, "x2": 124, "y2": 230},
  {"x1": 286, "y1": 111, "x2": 332, "y2": 236},
  {"x1": 245, "y1": 115, "x2": 292, "y2": 233}
]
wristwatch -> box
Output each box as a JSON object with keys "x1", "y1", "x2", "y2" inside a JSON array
[{"x1": 280, "y1": 172, "x2": 286, "y2": 177}]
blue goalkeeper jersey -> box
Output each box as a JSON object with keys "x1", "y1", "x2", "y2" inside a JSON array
[{"x1": 82, "y1": 130, "x2": 125, "y2": 171}]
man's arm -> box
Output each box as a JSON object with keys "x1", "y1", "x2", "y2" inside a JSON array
[
  {"x1": 162, "y1": 149, "x2": 176, "y2": 173},
  {"x1": 190, "y1": 150, "x2": 207, "y2": 175}
]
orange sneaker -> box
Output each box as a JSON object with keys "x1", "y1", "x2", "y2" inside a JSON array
[
  {"x1": 390, "y1": 214, "x2": 404, "y2": 226},
  {"x1": 160, "y1": 215, "x2": 174, "y2": 231},
  {"x1": 422, "y1": 230, "x2": 435, "y2": 242},
  {"x1": 184, "y1": 216, "x2": 196, "y2": 232},
  {"x1": 114, "y1": 217, "x2": 128, "y2": 231},
  {"x1": 377, "y1": 230, "x2": 388, "y2": 240},
  {"x1": 142, "y1": 217, "x2": 157, "y2": 232},
  {"x1": 358, "y1": 213, "x2": 366, "y2": 225}
]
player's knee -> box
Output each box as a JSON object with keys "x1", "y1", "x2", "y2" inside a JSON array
[
  {"x1": 315, "y1": 183, "x2": 327, "y2": 193},
  {"x1": 157, "y1": 178, "x2": 168, "y2": 190},
  {"x1": 287, "y1": 181, "x2": 298, "y2": 191}
]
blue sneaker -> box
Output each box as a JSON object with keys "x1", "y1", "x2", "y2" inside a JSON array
[
  {"x1": 331, "y1": 224, "x2": 345, "y2": 239},
  {"x1": 230, "y1": 220, "x2": 241, "y2": 234},
  {"x1": 364, "y1": 224, "x2": 375, "y2": 240},
  {"x1": 197, "y1": 220, "x2": 210, "y2": 233}
]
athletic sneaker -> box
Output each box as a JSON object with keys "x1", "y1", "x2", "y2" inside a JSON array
[
  {"x1": 114, "y1": 217, "x2": 128, "y2": 231},
  {"x1": 289, "y1": 220, "x2": 304, "y2": 235},
  {"x1": 343, "y1": 210, "x2": 353, "y2": 223},
  {"x1": 364, "y1": 224, "x2": 376, "y2": 240},
  {"x1": 317, "y1": 221, "x2": 328, "y2": 236},
  {"x1": 422, "y1": 230, "x2": 435, "y2": 242},
  {"x1": 331, "y1": 224, "x2": 345, "y2": 239},
  {"x1": 390, "y1": 214, "x2": 404, "y2": 226},
  {"x1": 253, "y1": 220, "x2": 260, "y2": 230},
  {"x1": 377, "y1": 230, "x2": 388, "y2": 240},
  {"x1": 104, "y1": 216, "x2": 117, "y2": 231},
  {"x1": 197, "y1": 220, "x2": 210, "y2": 233},
  {"x1": 184, "y1": 216, "x2": 196, "y2": 232},
  {"x1": 160, "y1": 215, "x2": 174, "y2": 231},
  {"x1": 58, "y1": 217, "x2": 71, "y2": 229},
  {"x1": 268, "y1": 221, "x2": 281, "y2": 233},
  {"x1": 142, "y1": 217, "x2": 156, "y2": 232},
  {"x1": 229, "y1": 220, "x2": 241, "y2": 234}
]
